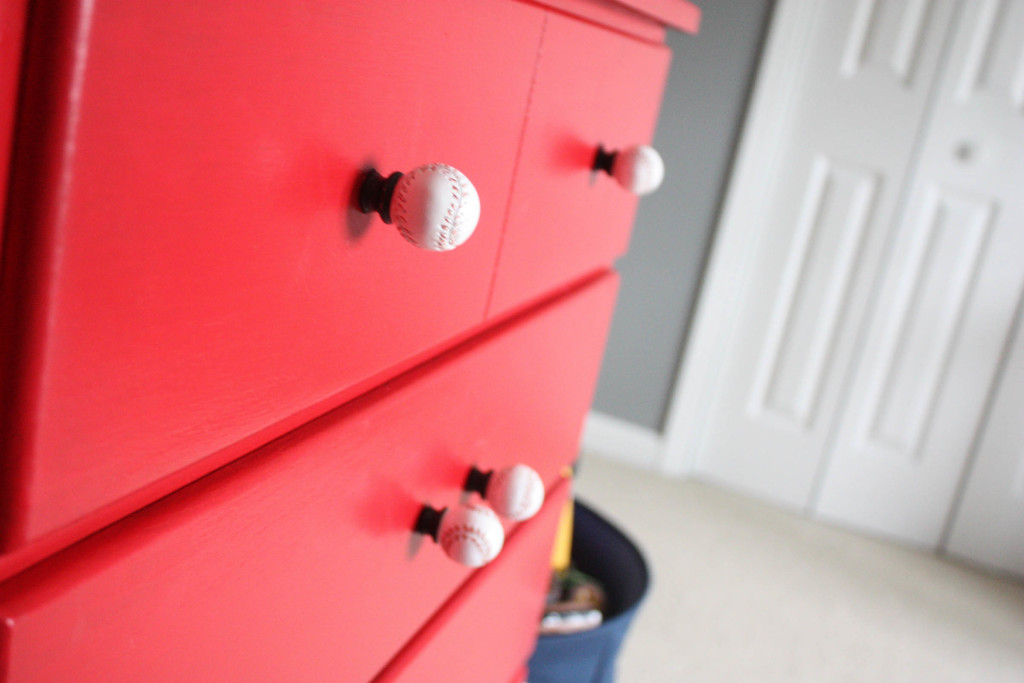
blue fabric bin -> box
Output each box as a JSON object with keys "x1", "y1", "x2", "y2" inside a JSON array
[{"x1": 526, "y1": 499, "x2": 649, "y2": 683}]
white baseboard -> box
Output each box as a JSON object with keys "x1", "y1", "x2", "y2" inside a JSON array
[{"x1": 580, "y1": 411, "x2": 665, "y2": 471}]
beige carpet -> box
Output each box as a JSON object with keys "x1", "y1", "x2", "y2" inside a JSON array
[{"x1": 573, "y1": 455, "x2": 1024, "y2": 682}]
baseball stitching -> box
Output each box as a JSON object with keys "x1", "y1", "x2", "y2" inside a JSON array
[
  {"x1": 491, "y1": 467, "x2": 542, "y2": 520},
  {"x1": 393, "y1": 179, "x2": 411, "y2": 240},
  {"x1": 511, "y1": 472, "x2": 541, "y2": 520},
  {"x1": 392, "y1": 164, "x2": 468, "y2": 250},
  {"x1": 440, "y1": 522, "x2": 493, "y2": 561}
]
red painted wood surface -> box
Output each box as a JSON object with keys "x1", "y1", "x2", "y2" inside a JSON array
[
  {"x1": 488, "y1": 11, "x2": 670, "y2": 316},
  {"x1": 0, "y1": 273, "x2": 617, "y2": 682},
  {"x1": 0, "y1": 0, "x2": 28, "y2": 245},
  {"x1": 529, "y1": 0, "x2": 700, "y2": 40},
  {"x1": 374, "y1": 480, "x2": 570, "y2": 683},
  {"x1": 525, "y1": 0, "x2": 667, "y2": 44},
  {"x1": 0, "y1": 0, "x2": 545, "y2": 548},
  {"x1": 610, "y1": 0, "x2": 701, "y2": 33}
]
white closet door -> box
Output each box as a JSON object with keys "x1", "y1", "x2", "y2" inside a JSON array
[
  {"x1": 946, "y1": 307, "x2": 1024, "y2": 578},
  {"x1": 693, "y1": 0, "x2": 956, "y2": 506},
  {"x1": 815, "y1": 0, "x2": 1024, "y2": 544}
]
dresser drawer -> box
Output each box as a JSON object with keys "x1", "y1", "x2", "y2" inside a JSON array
[
  {"x1": 0, "y1": 273, "x2": 616, "y2": 682},
  {"x1": 488, "y1": 11, "x2": 670, "y2": 315},
  {"x1": 1, "y1": 0, "x2": 544, "y2": 545},
  {"x1": 374, "y1": 480, "x2": 569, "y2": 683}
]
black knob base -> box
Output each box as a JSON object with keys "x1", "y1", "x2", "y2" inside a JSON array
[
  {"x1": 593, "y1": 146, "x2": 617, "y2": 175},
  {"x1": 414, "y1": 505, "x2": 448, "y2": 542},
  {"x1": 358, "y1": 169, "x2": 403, "y2": 224},
  {"x1": 463, "y1": 467, "x2": 494, "y2": 497}
]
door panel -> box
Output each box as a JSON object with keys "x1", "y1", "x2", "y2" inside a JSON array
[
  {"x1": 946, "y1": 303, "x2": 1024, "y2": 578},
  {"x1": 693, "y1": 0, "x2": 958, "y2": 507},
  {"x1": 815, "y1": 0, "x2": 1024, "y2": 543}
]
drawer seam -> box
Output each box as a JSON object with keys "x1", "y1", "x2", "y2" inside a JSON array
[{"x1": 484, "y1": 11, "x2": 549, "y2": 318}]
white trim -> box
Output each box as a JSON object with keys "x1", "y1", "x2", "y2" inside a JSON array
[
  {"x1": 661, "y1": 0, "x2": 820, "y2": 476},
  {"x1": 580, "y1": 411, "x2": 665, "y2": 471}
]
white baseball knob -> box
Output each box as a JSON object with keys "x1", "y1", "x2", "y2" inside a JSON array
[
  {"x1": 465, "y1": 464, "x2": 544, "y2": 521},
  {"x1": 415, "y1": 503, "x2": 505, "y2": 568},
  {"x1": 357, "y1": 164, "x2": 480, "y2": 251},
  {"x1": 594, "y1": 144, "x2": 665, "y2": 196}
]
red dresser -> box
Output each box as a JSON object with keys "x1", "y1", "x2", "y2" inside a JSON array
[{"x1": 0, "y1": 1, "x2": 698, "y2": 680}]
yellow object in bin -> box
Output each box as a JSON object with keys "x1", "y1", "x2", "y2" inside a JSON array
[{"x1": 550, "y1": 467, "x2": 575, "y2": 571}]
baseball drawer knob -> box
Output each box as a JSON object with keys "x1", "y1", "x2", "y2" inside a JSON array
[
  {"x1": 357, "y1": 163, "x2": 481, "y2": 251},
  {"x1": 414, "y1": 503, "x2": 505, "y2": 567},
  {"x1": 464, "y1": 464, "x2": 544, "y2": 522},
  {"x1": 593, "y1": 144, "x2": 665, "y2": 195}
]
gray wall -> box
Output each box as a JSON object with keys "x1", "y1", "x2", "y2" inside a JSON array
[{"x1": 592, "y1": 0, "x2": 775, "y2": 431}]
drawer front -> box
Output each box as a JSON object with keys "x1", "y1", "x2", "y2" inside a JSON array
[
  {"x1": 488, "y1": 11, "x2": 670, "y2": 315},
  {"x1": 374, "y1": 480, "x2": 570, "y2": 683},
  {"x1": 1, "y1": 0, "x2": 544, "y2": 544},
  {"x1": 0, "y1": 274, "x2": 617, "y2": 683}
]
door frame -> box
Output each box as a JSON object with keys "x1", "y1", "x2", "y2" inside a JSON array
[
  {"x1": 582, "y1": 0, "x2": 819, "y2": 474},
  {"x1": 658, "y1": 0, "x2": 823, "y2": 475}
]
